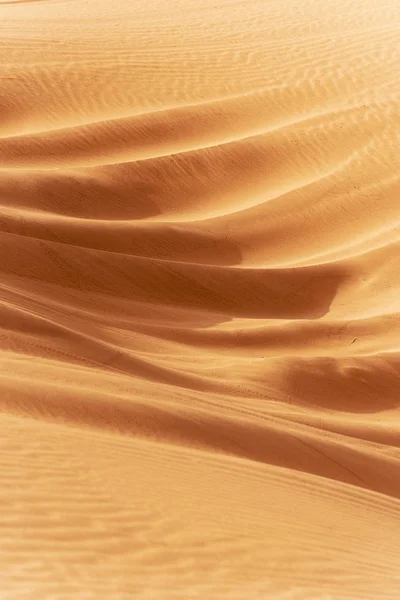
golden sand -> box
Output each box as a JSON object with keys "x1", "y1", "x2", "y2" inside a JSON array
[{"x1": 1, "y1": 0, "x2": 400, "y2": 598}]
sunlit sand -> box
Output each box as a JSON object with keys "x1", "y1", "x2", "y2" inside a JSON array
[{"x1": 1, "y1": 0, "x2": 400, "y2": 598}]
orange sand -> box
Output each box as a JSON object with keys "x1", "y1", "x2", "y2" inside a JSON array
[{"x1": 1, "y1": 0, "x2": 400, "y2": 598}]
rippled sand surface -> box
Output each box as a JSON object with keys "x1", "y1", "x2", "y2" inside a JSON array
[{"x1": 1, "y1": 0, "x2": 400, "y2": 598}]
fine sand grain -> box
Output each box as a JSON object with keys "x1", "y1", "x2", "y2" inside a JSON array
[{"x1": 1, "y1": 0, "x2": 400, "y2": 598}]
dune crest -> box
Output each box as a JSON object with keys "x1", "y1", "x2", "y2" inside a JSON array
[{"x1": 1, "y1": 0, "x2": 400, "y2": 598}]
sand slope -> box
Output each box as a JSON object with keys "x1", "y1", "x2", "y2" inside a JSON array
[{"x1": 1, "y1": 0, "x2": 400, "y2": 598}]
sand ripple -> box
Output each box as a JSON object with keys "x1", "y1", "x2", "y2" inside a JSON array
[{"x1": 1, "y1": 0, "x2": 400, "y2": 598}]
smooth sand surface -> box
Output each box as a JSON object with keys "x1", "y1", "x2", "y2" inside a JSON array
[{"x1": 1, "y1": 0, "x2": 400, "y2": 598}]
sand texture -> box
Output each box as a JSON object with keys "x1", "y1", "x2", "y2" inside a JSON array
[{"x1": 1, "y1": 0, "x2": 400, "y2": 598}]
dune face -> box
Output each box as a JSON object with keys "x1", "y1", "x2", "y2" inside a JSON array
[{"x1": 1, "y1": 0, "x2": 400, "y2": 598}]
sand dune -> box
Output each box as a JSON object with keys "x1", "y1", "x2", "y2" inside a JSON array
[{"x1": 1, "y1": 0, "x2": 400, "y2": 598}]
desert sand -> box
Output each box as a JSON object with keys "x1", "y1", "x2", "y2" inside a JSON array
[{"x1": 1, "y1": 0, "x2": 400, "y2": 598}]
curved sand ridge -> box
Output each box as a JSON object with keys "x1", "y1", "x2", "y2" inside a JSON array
[{"x1": 1, "y1": 0, "x2": 400, "y2": 598}]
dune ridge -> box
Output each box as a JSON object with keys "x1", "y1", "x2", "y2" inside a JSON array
[{"x1": 1, "y1": 0, "x2": 400, "y2": 598}]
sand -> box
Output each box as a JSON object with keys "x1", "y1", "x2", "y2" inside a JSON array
[{"x1": 1, "y1": 0, "x2": 400, "y2": 598}]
